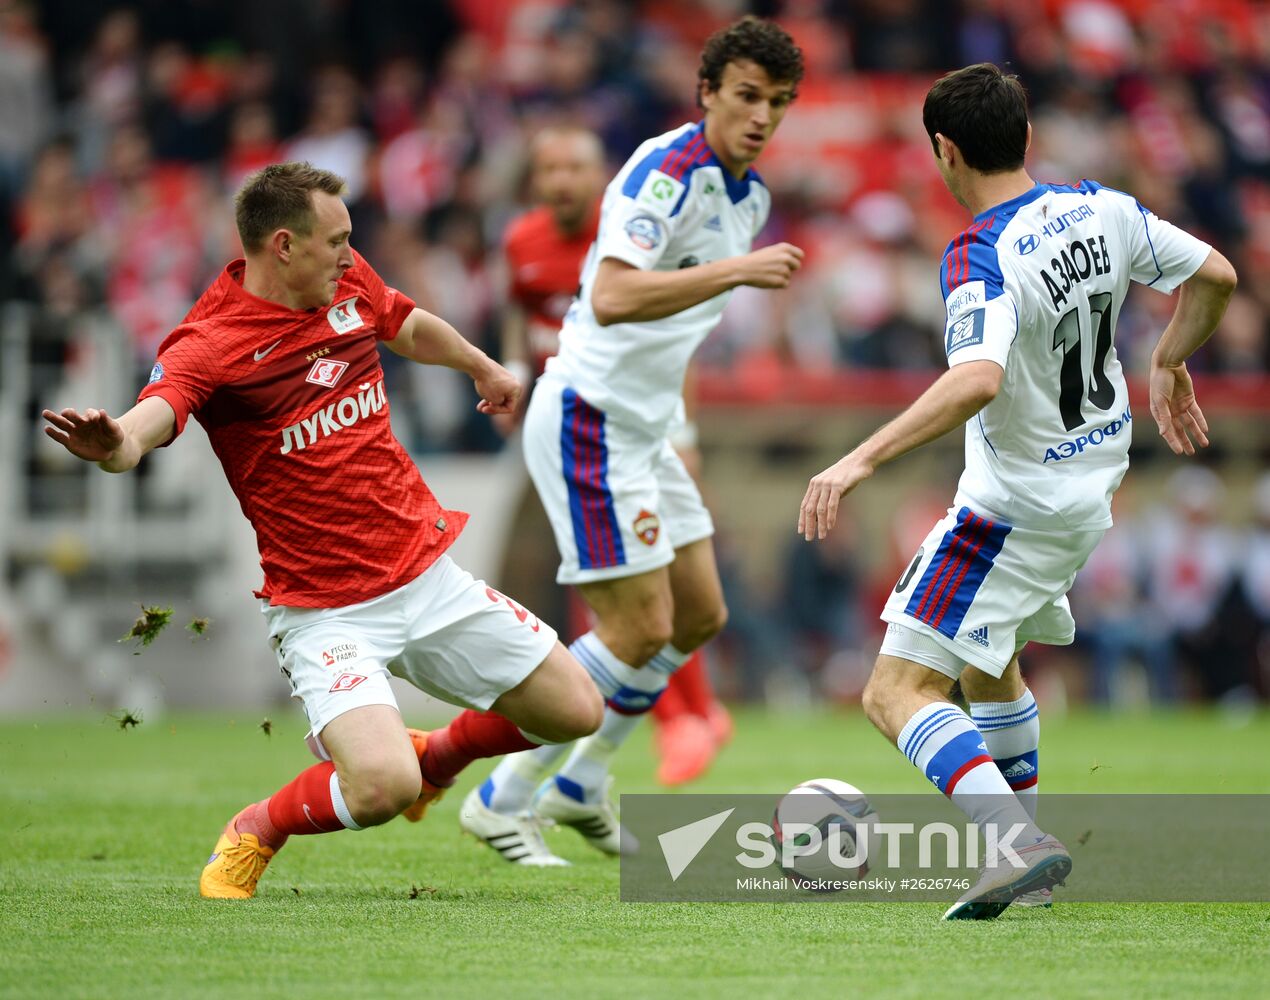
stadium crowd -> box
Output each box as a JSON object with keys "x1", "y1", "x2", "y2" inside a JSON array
[{"x1": 4, "y1": 0, "x2": 1268, "y2": 704}]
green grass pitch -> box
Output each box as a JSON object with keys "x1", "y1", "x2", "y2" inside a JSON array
[{"x1": 2, "y1": 708, "x2": 1267, "y2": 998}]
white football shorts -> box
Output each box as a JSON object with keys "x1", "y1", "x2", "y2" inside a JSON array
[
  {"x1": 523, "y1": 375, "x2": 714, "y2": 584},
  {"x1": 880, "y1": 504, "x2": 1105, "y2": 678},
  {"x1": 262, "y1": 554, "x2": 557, "y2": 747}
]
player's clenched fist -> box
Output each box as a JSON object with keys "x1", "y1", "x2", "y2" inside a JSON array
[
  {"x1": 473, "y1": 361, "x2": 524, "y2": 415},
  {"x1": 740, "y1": 242, "x2": 804, "y2": 288},
  {"x1": 798, "y1": 454, "x2": 873, "y2": 541}
]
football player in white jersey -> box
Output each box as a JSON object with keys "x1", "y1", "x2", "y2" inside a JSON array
[
  {"x1": 799, "y1": 63, "x2": 1236, "y2": 919},
  {"x1": 461, "y1": 17, "x2": 805, "y2": 863}
]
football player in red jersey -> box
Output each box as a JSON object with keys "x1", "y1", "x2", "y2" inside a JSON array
[
  {"x1": 499, "y1": 125, "x2": 605, "y2": 414},
  {"x1": 42, "y1": 162, "x2": 603, "y2": 896}
]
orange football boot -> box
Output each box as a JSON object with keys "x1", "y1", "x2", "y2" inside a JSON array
[
  {"x1": 402, "y1": 728, "x2": 449, "y2": 822},
  {"x1": 199, "y1": 807, "x2": 278, "y2": 899}
]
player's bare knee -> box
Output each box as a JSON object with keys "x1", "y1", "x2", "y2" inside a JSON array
[
  {"x1": 961, "y1": 663, "x2": 1023, "y2": 702},
  {"x1": 860, "y1": 671, "x2": 891, "y2": 730},
  {"x1": 581, "y1": 682, "x2": 604, "y2": 732},
  {"x1": 531, "y1": 689, "x2": 601, "y2": 743},
  {"x1": 564, "y1": 686, "x2": 604, "y2": 740},
  {"x1": 679, "y1": 600, "x2": 728, "y2": 650},
  {"x1": 628, "y1": 618, "x2": 674, "y2": 665},
  {"x1": 343, "y1": 765, "x2": 422, "y2": 827}
]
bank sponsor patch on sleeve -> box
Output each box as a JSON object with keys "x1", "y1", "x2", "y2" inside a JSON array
[{"x1": 945, "y1": 308, "x2": 985, "y2": 356}]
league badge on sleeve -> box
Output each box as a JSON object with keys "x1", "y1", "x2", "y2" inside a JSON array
[
  {"x1": 624, "y1": 214, "x2": 664, "y2": 252},
  {"x1": 147, "y1": 362, "x2": 164, "y2": 384}
]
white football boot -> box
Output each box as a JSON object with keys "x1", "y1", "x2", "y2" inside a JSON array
[
  {"x1": 942, "y1": 834, "x2": 1070, "y2": 921},
  {"x1": 1012, "y1": 886, "x2": 1054, "y2": 908},
  {"x1": 459, "y1": 785, "x2": 570, "y2": 866},
  {"x1": 533, "y1": 776, "x2": 639, "y2": 856}
]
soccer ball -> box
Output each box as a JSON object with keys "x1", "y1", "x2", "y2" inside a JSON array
[{"x1": 772, "y1": 779, "x2": 879, "y2": 887}]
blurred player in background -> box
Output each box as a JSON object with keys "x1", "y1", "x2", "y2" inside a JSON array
[
  {"x1": 42, "y1": 163, "x2": 602, "y2": 898},
  {"x1": 463, "y1": 16, "x2": 804, "y2": 863},
  {"x1": 497, "y1": 125, "x2": 605, "y2": 424},
  {"x1": 498, "y1": 125, "x2": 734, "y2": 811},
  {"x1": 798, "y1": 63, "x2": 1236, "y2": 920}
]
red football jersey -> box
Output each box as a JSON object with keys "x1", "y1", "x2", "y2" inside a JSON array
[
  {"x1": 503, "y1": 205, "x2": 598, "y2": 375},
  {"x1": 138, "y1": 250, "x2": 468, "y2": 608}
]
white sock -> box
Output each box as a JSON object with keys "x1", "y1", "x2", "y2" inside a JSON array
[
  {"x1": 328, "y1": 770, "x2": 362, "y2": 831},
  {"x1": 483, "y1": 746, "x2": 568, "y2": 814},
  {"x1": 970, "y1": 689, "x2": 1040, "y2": 821},
  {"x1": 897, "y1": 701, "x2": 1043, "y2": 848},
  {"x1": 551, "y1": 641, "x2": 688, "y2": 804},
  {"x1": 480, "y1": 634, "x2": 683, "y2": 812}
]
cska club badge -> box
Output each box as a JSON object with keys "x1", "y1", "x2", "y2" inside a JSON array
[{"x1": 633, "y1": 509, "x2": 660, "y2": 546}]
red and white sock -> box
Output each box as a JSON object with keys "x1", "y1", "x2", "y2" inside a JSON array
[
  {"x1": 231, "y1": 761, "x2": 362, "y2": 850},
  {"x1": 421, "y1": 710, "x2": 543, "y2": 788}
]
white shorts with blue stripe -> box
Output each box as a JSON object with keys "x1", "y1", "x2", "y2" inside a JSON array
[
  {"x1": 880, "y1": 504, "x2": 1104, "y2": 677},
  {"x1": 523, "y1": 375, "x2": 714, "y2": 585}
]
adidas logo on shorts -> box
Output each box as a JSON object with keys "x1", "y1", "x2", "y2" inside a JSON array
[{"x1": 966, "y1": 625, "x2": 991, "y2": 647}]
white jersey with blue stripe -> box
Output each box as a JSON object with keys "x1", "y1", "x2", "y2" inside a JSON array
[
  {"x1": 546, "y1": 121, "x2": 770, "y2": 431},
  {"x1": 941, "y1": 180, "x2": 1210, "y2": 531}
]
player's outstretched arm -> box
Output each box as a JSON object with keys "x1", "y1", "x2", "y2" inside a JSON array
[
  {"x1": 798, "y1": 360, "x2": 1003, "y2": 541},
  {"x1": 387, "y1": 307, "x2": 521, "y2": 415},
  {"x1": 1149, "y1": 249, "x2": 1237, "y2": 457},
  {"x1": 41, "y1": 396, "x2": 176, "y2": 473},
  {"x1": 591, "y1": 243, "x2": 803, "y2": 326}
]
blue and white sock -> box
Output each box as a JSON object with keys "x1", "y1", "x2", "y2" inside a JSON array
[
  {"x1": 551, "y1": 639, "x2": 688, "y2": 804},
  {"x1": 897, "y1": 701, "x2": 1043, "y2": 844},
  {"x1": 482, "y1": 634, "x2": 683, "y2": 812},
  {"x1": 970, "y1": 689, "x2": 1039, "y2": 821}
]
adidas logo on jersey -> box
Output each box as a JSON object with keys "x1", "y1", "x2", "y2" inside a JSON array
[
  {"x1": 704, "y1": 215, "x2": 722, "y2": 232},
  {"x1": 966, "y1": 625, "x2": 990, "y2": 647},
  {"x1": 1002, "y1": 759, "x2": 1035, "y2": 778}
]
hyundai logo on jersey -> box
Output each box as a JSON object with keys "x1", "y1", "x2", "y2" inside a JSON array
[{"x1": 1014, "y1": 234, "x2": 1040, "y2": 255}]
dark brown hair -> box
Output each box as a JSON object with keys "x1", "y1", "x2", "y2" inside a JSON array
[
  {"x1": 923, "y1": 64, "x2": 1029, "y2": 173},
  {"x1": 697, "y1": 16, "x2": 804, "y2": 105},
  {"x1": 234, "y1": 162, "x2": 346, "y2": 252}
]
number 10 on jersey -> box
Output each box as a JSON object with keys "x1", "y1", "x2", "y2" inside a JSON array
[{"x1": 1051, "y1": 291, "x2": 1116, "y2": 431}]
